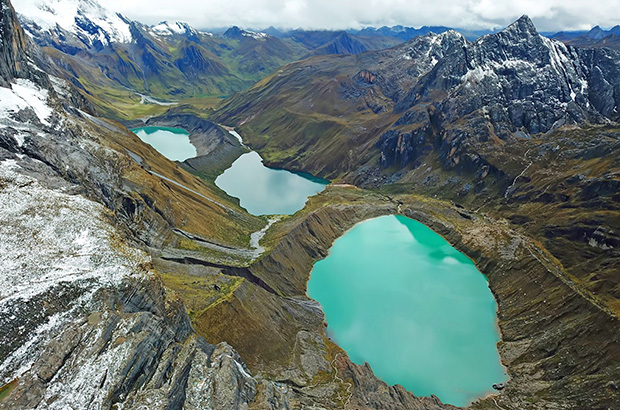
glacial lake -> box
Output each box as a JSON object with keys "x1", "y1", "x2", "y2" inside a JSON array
[
  {"x1": 215, "y1": 151, "x2": 328, "y2": 215},
  {"x1": 307, "y1": 215, "x2": 507, "y2": 407},
  {"x1": 131, "y1": 126, "x2": 196, "y2": 161}
]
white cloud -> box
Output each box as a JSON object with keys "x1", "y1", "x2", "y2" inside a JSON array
[{"x1": 15, "y1": 0, "x2": 620, "y2": 31}]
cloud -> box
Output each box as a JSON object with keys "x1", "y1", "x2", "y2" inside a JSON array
[{"x1": 18, "y1": 0, "x2": 620, "y2": 31}]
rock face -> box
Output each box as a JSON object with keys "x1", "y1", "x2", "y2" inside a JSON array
[
  {"x1": 0, "y1": 0, "x2": 30, "y2": 86},
  {"x1": 384, "y1": 16, "x2": 620, "y2": 171}
]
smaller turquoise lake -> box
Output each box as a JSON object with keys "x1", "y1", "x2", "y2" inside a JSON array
[
  {"x1": 131, "y1": 126, "x2": 196, "y2": 161},
  {"x1": 307, "y1": 215, "x2": 507, "y2": 407},
  {"x1": 215, "y1": 151, "x2": 328, "y2": 215}
]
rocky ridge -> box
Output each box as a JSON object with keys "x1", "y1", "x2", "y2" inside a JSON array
[{"x1": 0, "y1": 1, "x2": 263, "y2": 407}]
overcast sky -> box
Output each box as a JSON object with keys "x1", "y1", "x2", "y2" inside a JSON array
[{"x1": 71, "y1": 0, "x2": 620, "y2": 32}]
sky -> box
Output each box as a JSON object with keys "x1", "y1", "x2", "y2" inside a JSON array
[
  {"x1": 100, "y1": 0, "x2": 619, "y2": 32},
  {"x1": 22, "y1": 0, "x2": 620, "y2": 32}
]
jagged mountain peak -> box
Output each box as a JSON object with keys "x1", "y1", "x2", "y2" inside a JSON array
[
  {"x1": 403, "y1": 29, "x2": 467, "y2": 61},
  {"x1": 434, "y1": 29, "x2": 467, "y2": 44},
  {"x1": 501, "y1": 14, "x2": 539, "y2": 37},
  {"x1": 14, "y1": 0, "x2": 132, "y2": 48}
]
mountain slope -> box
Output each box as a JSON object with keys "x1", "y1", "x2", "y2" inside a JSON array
[
  {"x1": 309, "y1": 31, "x2": 398, "y2": 56},
  {"x1": 211, "y1": 16, "x2": 620, "y2": 409},
  {"x1": 13, "y1": 0, "x2": 404, "y2": 121},
  {"x1": 215, "y1": 16, "x2": 620, "y2": 176},
  {"x1": 0, "y1": 3, "x2": 467, "y2": 408}
]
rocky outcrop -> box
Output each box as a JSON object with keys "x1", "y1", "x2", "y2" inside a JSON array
[
  {"x1": 0, "y1": 0, "x2": 36, "y2": 86},
  {"x1": 0, "y1": 270, "x2": 259, "y2": 410}
]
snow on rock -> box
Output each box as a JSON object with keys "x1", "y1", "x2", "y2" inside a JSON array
[
  {"x1": 0, "y1": 78, "x2": 52, "y2": 125},
  {"x1": 241, "y1": 29, "x2": 268, "y2": 40},
  {"x1": 14, "y1": 0, "x2": 132, "y2": 46},
  {"x1": 150, "y1": 20, "x2": 200, "y2": 37},
  {"x1": 0, "y1": 159, "x2": 148, "y2": 382},
  {"x1": 0, "y1": 160, "x2": 146, "y2": 303}
]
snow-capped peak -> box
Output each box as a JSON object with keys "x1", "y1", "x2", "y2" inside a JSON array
[
  {"x1": 242, "y1": 29, "x2": 267, "y2": 40},
  {"x1": 14, "y1": 0, "x2": 132, "y2": 46},
  {"x1": 223, "y1": 26, "x2": 268, "y2": 40},
  {"x1": 150, "y1": 21, "x2": 205, "y2": 38}
]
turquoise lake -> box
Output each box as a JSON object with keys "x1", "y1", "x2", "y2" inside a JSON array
[
  {"x1": 215, "y1": 151, "x2": 328, "y2": 215},
  {"x1": 307, "y1": 215, "x2": 507, "y2": 407},
  {"x1": 131, "y1": 126, "x2": 196, "y2": 161}
]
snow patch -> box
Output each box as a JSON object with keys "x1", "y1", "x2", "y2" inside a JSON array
[
  {"x1": 0, "y1": 161, "x2": 146, "y2": 303},
  {"x1": 0, "y1": 161, "x2": 149, "y2": 383},
  {"x1": 150, "y1": 21, "x2": 199, "y2": 37},
  {"x1": 241, "y1": 30, "x2": 267, "y2": 40},
  {"x1": 462, "y1": 66, "x2": 497, "y2": 83},
  {"x1": 15, "y1": 0, "x2": 132, "y2": 45},
  {"x1": 0, "y1": 79, "x2": 52, "y2": 125}
]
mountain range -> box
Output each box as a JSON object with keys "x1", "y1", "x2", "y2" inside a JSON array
[
  {"x1": 1, "y1": 0, "x2": 619, "y2": 409},
  {"x1": 13, "y1": 0, "x2": 620, "y2": 121}
]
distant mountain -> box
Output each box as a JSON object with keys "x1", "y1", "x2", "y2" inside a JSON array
[
  {"x1": 307, "y1": 31, "x2": 400, "y2": 56},
  {"x1": 261, "y1": 26, "x2": 284, "y2": 37},
  {"x1": 150, "y1": 21, "x2": 205, "y2": 40},
  {"x1": 214, "y1": 16, "x2": 620, "y2": 180},
  {"x1": 223, "y1": 26, "x2": 269, "y2": 40},
  {"x1": 350, "y1": 25, "x2": 494, "y2": 41},
  {"x1": 552, "y1": 26, "x2": 620, "y2": 50},
  {"x1": 266, "y1": 29, "x2": 400, "y2": 54},
  {"x1": 17, "y1": 0, "x2": 132, "y2": 50},
  {"x1": 13, "y1": 0, "x2": 407, "y2": 120}
]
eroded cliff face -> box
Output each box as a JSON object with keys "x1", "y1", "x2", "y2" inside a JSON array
[{"x1": 0, "y1": 0, "x2": 28, "y2": 86}]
